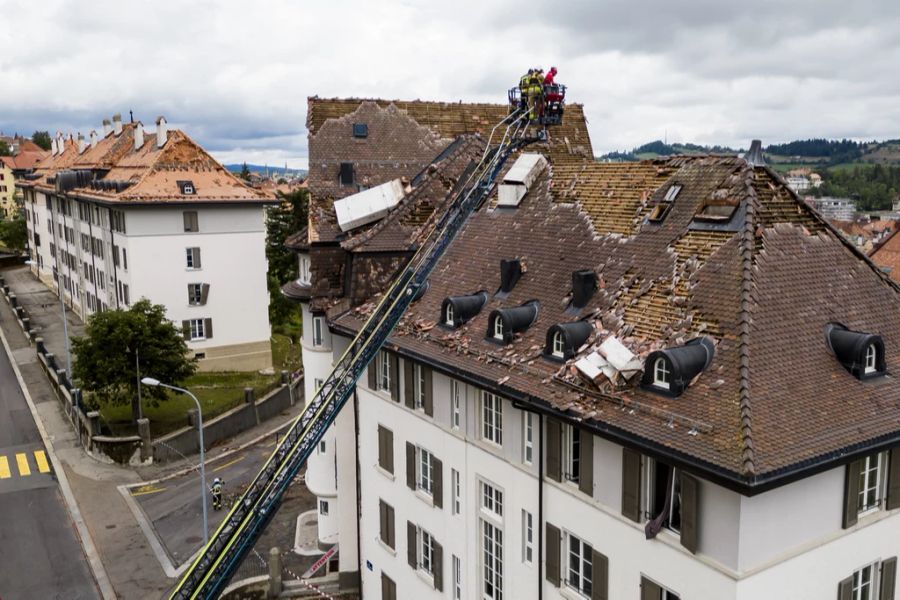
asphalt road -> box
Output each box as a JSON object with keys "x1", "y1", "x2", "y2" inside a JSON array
[{"x1": 0, "y1": 331, "x2": 99, "y2": 599}]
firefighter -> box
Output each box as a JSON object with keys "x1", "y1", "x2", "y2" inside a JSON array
[
  {"x1": 528, "y1": 69, "x2": 544, "y2": 121},
  {"x1": 518, "y1": 69, "x2": 533, "y2": 111},
  {"x1": 543, "y1": 66, "x2": 558, "y2": 85},
  {"x1": 211, "y1": 477, "x2": 224, "y2": 511}
]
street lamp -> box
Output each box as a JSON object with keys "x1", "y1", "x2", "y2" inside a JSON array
[
  {"x1": 24, "y1": 259, "x2": 71, "y2": 377},
  {"x1": 141, "y1": 376, "x2": 208, "y2": 544}
]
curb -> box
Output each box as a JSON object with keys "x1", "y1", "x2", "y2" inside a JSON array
[{"x1": 0, "y1": 317, "x2": 117, "y2": 600}]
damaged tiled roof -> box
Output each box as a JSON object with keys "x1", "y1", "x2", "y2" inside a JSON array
[
  {"x1": 871, "y1": 227, "x2": 900, "y2": 282},
  {"x1": 333, "y1": 154, "x2": 900, "y2": 489}
]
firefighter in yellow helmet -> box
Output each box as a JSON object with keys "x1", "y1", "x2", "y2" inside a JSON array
[
  {"x1": 518, "y1": 69, "x2": 533, "y2": 112},
  {"x1": 527, "y1": 68, "x2": 544, "y2": 121}
]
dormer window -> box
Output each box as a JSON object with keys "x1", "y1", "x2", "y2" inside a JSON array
[
  {"x1": 177, "y1": 180, "x2": 196, "y2": 195},
  {"x1": 653, "y1": 357, "x2": 670, "y2": 390},
  {"x1": 441, "y1": 291, "x2": 489, "y2": 328},
  {"x1": 445, "y1": 303, "x2": 454, "y2": 326},
  {"x1": 493, "y1": 316, "x2": 505, "y2": 340},
  {"x1": 825, "y1": 323, "x2": 885, "y2": 380},
  {"x1": 352, "y1": 123, "x2": 368, "y2": 138},
  {"x1": 544, "y1": 321, "x2": 593, "y2": 361},
  {"x1": 487, "y1": 300, "x2": 540, "y2": 344},
  {"x1": 648, "y1": 183, "x2": 682, "y2": 223},
  {"x1": 865, "y1": 343, "x2": 877, "y2": 374},
  {"x1": 552, "y1": 331, "x2": 565, "y2": 358}
]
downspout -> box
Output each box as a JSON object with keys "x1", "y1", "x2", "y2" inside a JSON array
[
  {"x1": 353, "y1": 387, "x2": 363, "y2": 590},
  {"x1": 538, "y1": 411, "x2": 544, "y2": 600}
]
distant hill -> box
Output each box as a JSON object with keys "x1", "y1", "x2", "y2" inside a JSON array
[{"x1": 225, "y1": 163, "x2": 307, "y2": 178}]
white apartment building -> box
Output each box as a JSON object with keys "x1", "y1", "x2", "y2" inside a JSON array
[{"x1": 18, "y1": 115, "x2": 276, "y2": 371}]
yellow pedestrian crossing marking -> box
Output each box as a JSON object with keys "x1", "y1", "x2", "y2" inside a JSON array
[
  {"x1": 16, "y1": 453, "x2": 30, "y2": 476},
  {"x1": 0, "y1": 456, "x2": 9, "y2": 479},
  {"x1": 34, "y1": 450, "x2": 51, "y2": 473}
]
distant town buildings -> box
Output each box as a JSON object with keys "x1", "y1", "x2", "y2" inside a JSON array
[
  {"x1": 785, "y1": 168, "x2": 822, "y2": 194},
  {"x1": 17, "y1": 115, "x2": 277, "y2": 371},
  {"x1": 0, "y1": 136, "x2": 47, "y2": 217},
  {"x1": 808, "y1": 196, "x2": 858, "y2": 221}
]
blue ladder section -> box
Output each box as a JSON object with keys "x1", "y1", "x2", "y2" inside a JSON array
[{"x1": 170, "y1": 109, "x2": 538, "y2": 599}]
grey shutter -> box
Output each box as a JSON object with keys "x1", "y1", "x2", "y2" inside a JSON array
[
  {"x1": 432, "y1": 456, "x2": 443, "y2": 509},
  {"x1": 378, "y1": 425, "x2": 393, "y2": 474},
  {"x1": 406, "y1": 442, "x2": 416, "y2": 490},
  {"x1": 183, "y1": 212, "x2": 191, "y2": 231},
  {"x1": 547, "y1": 418, "x2": 562, "y2": 483},
  {"x1": 887, "y1": 447, "x2": 900, "y2": 511},
  {"x1": 379, "y1": 500, "x2": 388, "y2": 546},
  {"x1": 368, "y1": 356, "x2": 378, "y2": 389},
  {"x1": 407, "y1": 521, "x2": 417, "y2": 569},
  {"x1": 622, "y1": 448, "x2": 642, "y2": 522},
  {"x1": 381, "y1": 573, "x2": 396, "y2": 600},
  {"x1": 680, "y1": 472, "x2": 699, "y2": 554},
  {"x1": 194, "y1": 248, "x2": 201, "y2": 268},
  {"x1": 385, "y1": 502, "x2": 395, "y2": 549},
  {"x1": 882, "y1": 557, "x2": 897, "y2": 600},
  {"x1": 423, "y1": 366, "x2": 433, "y2": 417},
  {"x1": 389, "y1": 352, "x2": 400, "y2": 402},
  {"x1": 579, "y1": 430, "x2": 594, "y2": 497},
  {"x1": 641, "y1": 577, "x2": 662, "y2": 600},
  {"x1": 181, "y1": 320, "x2": 190, "y2": 340},
  {"x1": 843, "y1": 459, "x2": 862, "y2": 529},
  {"x1": 592, "y1": 549, "x2": 609, "y2": 600},
  {"x1": 199, "y1": 283, "x2": 210, "y2": 305},
  {"x1": 404, "y1": 360, "x2": 415, "y2": 408},
  {"x1": 838, "y1": 576, "x2": 853, "y2": 600},
  {"x1": 204, "y1": 318, "x2": 213, "y2": 339},
  {"x1": 187, "y1": 284, "x2": 194, "y2": 305},
  {"x1": 546, "y1": 522, "x2": 560, "y2": 587},
  {"x1": 433, "y1": 539, "x2": 443, "y2": 591}
]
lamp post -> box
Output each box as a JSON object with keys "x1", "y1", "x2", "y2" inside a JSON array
[{"x1": 141, "y1": 376, "x2": 208, "y2": 544}]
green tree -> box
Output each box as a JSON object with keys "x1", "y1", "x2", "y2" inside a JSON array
[
  {"x1": 71, "y1": 299, "x2": 197, "y2": 422},
  {"x1": 31, "y1": 131, "x2": 52, "y2": 151},
  {"x1": 240, "y1": 162, "x2": 252, "y2": 180},
  {"x1": 0, "y1": 216, "x2": 27, "y2": 251},
  {"x1": 0, "y1": 140, "x2": 10, "y2": 157},
  {"x1": 266, "y1": 188, "x2": 309, "y2": 332}
]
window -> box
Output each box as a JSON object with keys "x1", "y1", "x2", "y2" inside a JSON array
[
  {"x1": 564, "y1": 425, "x2": 581, "y2": 485},
  {"x1": 858, "y1": 452, "x2": 887, "y2": 514},
  {"x1": 418, "y1": 527, "x2": 435, "y2": 577},
  {"x1": 565, "y1": 532, "x2": 593, "y2": 598},
  {"x1": 417, "y1": 447, "x2": 434, "y2": 496},
  {"x1": 381, "y1": 573, "x2": 397, "y2": 600},
  {"x1": 189, "y1": 318, "x2": 206, "y2": 340},
  {"x1": 452, "y1": 555, "x2": 462, "y2": 600},
  {"x1": 188, "y1": 283, "x2": 203, "y2": 305},
  {"x1": 479, "y1": 484, "x2": 503, "y2": 600},
  {"x1": 413, "y1": 364, "x2": 427, "y2": 410},
  {"x1": 378, "y1": 351, "x2": 391, "y2": 391},
  {"x1": 183, "y1": 210, "x2": 199, "y2": 232},
  {"x1": 352, "y1": 123, "x2": 368, "y2": 138},
  {"x1": 186, "y1": 247, "x2": 201, "y2": 269},
  {"x1": 480, "y1": 480, "x2": 503, "y2": 518},
  {"x1": 450, "y1": 380, "x2": 461, "y2": 430},
  {"x1": 314, "y1": 378, "x2": 324, "y2": 394},
  {"x1": 522, "y1": 510, "x2": 534, "y2": 564},
  {"x1": 653, "y1": 357, "x2": 670, "y2": 390},
  {"x1": 319, "y1": 500, "x2": 329, "y2": 516},
  {"x1": 648, "y1": 460, "x2": 683, "y2": 534},
  {"x1": 123, "y1": 284, "x2": 129, "y2": 306},
  {"x1": 445, "y1": 303, "x2": 455, "y2": 326},
  {"x1": 523, "y1": 412, "x2": 534, "y2": 465},
  {"x1": 481, "y1": 391, "x2": 503, "y2": 446},
  {"x1": 648, "y1": 184, "x2": 681, "y2": 223},
  {"x1": 493, "y1": 316, "x2": 504, "y2": 341},
  {"x1": 552, "y1": 330, "x2": 565, "y2": 358},
  {"x1": 319, "y1": 440, "x2": 326, "y2": 453},
  {"x1": 339, "y1": 162, "x2": 354, "y2": 186},
  {"x1": 312, "y1": 316, "x2": 324, "y2": 347},
  {"x1": 865, "y1": 343, "x2": 877, "y2": 374},
  {"x1": 641, "y1": 577, "x2": 682, "y2": 600},
  {"x1": 853, "y1": 563, "x2": 876, "y2": 600},
  {"x1": 664, "y1": 184, "x2": 682, "y2": 202},
  {"x1": 122, "y1": 248, "x2": 127, "y2": 270},
  {"x1": 451, "y1": 468, "x2": 460, "y2": 515}
]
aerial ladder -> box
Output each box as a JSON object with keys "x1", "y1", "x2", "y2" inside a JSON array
[{"x1": 170, "y1": 91, "x2": 564, "y2": 598}]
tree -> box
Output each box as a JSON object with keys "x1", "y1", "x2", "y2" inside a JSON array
[
  {"x1": 0, "y1": 216, "x2": 27, "y2": 251},
  {"x1": 71, "y1": 299, "x2": 197, "y2": 422},
  {"x1": 31, "y1": 131, "x2": 52, "y2": 151},
  {"x1": 0, "y1": 140, "x2": 10, "y2": 157},
  {"x1": 266, "y1": 188, "x2": 309, "y2": 331},
  {"x1": 240, "y1": 162, "x2": 252, "y2": 181}
]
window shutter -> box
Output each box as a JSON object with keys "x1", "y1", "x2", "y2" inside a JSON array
[
  {"x1": 423, "y1": 366, "x2": 433, "y2": 417},
  {"x1": 591, "y1": 549, "x2": 609, "y2": 600},
  {"x1": 622, "y1": 448, "x2": 642, "y2": 523},
  {"x1": 432, "y1": 456, "x2": 443, "y2": 509},
  {"x1": 887, "y1": 447, "x2": 900, "y2": 511},
  {"x1": 368, "y1": 357, "x2": 377, "y2": 389},
  {"x1": 579, "y1": 430, "x2": 594, "y2": 497},
  {"x1": 381, "y1": 573, "x2": 396, "y2": 600},
  {"x1": 881, "y1": 557, "x2": 897, "y2": 600},
  {"x1": 194, "y1": 248, "x2": 201, "y2": 268},
  {"x1": 183, "y1": 211, "x2": 191, "y2": 231},
  {"x1": 843, "y1": 459, "x2": 862, "y2": 529},
  {"x1": 680, "y1": 472, "x2": 699, "y2": 554},
  {"x1": 404, "y1": 360, "x2": 415, "y2": 408},
  {"x1": 181, "y1": 320, "x2": 190, "y2": 340},
  {"x1": 837, "y1": 576, "x2": 853, "y2": 600},
  {"x1": 379, "y1": 500, "x2": 388, "y2": 546},
  {"x1": 186, "y1": 284, "x2": 194, "y2": 305},
  {"x1": 204, "y1": 318, "x2": 213, "y2": 339},
  {"x1": 406, "y1": 442, "x2": 416, "y2": 490},
  {"x1": 641, "y1": 577, "x2": 662, "y2": 600},
  {"x1": 433, "y1": 539, "x2": 444, "y2": 591},
  {"x1": 545, "y1": 522, "x2": 560, "y2": 587},
  {"x1": 378, "y1": 425, "x2": 393, "y2": 474},
  {"x1": 389, "y1": 352, "x2": 400, "y2": 402},
  {"x1": 546, "y1": 418, "x2": 562, "y2": 483},
  {"x1": 199, "y1": 283, "x2": 210, "y2": 305},
  {"x1": 407, "y1": 521, "x2": 417, "y2": 569}
]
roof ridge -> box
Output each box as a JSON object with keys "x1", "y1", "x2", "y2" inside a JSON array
[{"x1": 738, "y1": 163, "x2": 759, "y2": 477}]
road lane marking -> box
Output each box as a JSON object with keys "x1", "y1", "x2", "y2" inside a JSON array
[
  {"x1": 213, "y1": 455, "x2": 245, "y2": 472},
  {"x1": 16, "y1": 453, "x2": 31, "y2": 476},
  {"x1": 34, "y1": 450, "x2": 51, "y2": 473},
  {"x1": 0, "y1": 456, "x2": 9, "y2": 479},
  {"x1": 131, "y1": 484, "x2": 166, "y2": 497}
]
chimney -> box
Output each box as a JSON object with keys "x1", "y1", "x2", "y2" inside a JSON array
[
  {"x1": 499, "y1": 259, "x2": 523, "y2": 294},
  {"x1": 51, "y1": 138, "x2": 58, "y2": 155},
  {"x1": 134, "y1": 122, "x2": 144, "y2": 151},
  {"x1": 156, "y1": 116, "x2": 167, "y2": 148},
  {"x1": 90, "y1": 130, "x2": 98, "y2": 149},
  {"x1": 112, "y1": 113, "x2": 123, "y2": 136},
  {"x1": 77, "y1": 133, "x2": 86, "y2": 154},
  {"x1": 102, "y1": 118, "x2": 112, "y2": 137},
  {"x1": 571, "y1": 270, "x2": 598, "y2": 309},
  {"x1": 745, "y1": 139, "x2": 766, "y2": 167},
  {"x1": 56, "y1": 132, "x2": 65, "y2": 153}
]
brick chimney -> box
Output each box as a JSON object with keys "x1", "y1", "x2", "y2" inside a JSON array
[
  {"x1": 134, "y1": 122, "x2": 144, "y2": 151},
  {"x1": 90, "y1": 130, "x2": 98, "y2": 149},
  {"x1": 156, "y1": 116, "x2": 167, "y2": 148},
  {"x1": 112, "y1": 113, "x2": 123, "y2": 136},
  {"x1": 102, "y1": 118, "x2": 112, "y2": 137}
]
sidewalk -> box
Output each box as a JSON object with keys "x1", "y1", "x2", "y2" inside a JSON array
[{"x1": 0, "y1": 266, "x2": 309, "y2": 598}]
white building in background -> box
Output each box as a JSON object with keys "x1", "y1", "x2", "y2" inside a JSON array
[
  {"x1": 809, "y1": 196, "x2": 858, "y2": 222},
  {"x1": 786, "y1": 175, "x2": 811, "y2": 193},
  {"x1": 18, "y1": 114, "x2": 276, "y2": 371}
]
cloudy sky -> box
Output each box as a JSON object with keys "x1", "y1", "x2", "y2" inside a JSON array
[{"x1": 2, "y1": 0, "x2": 899, "y2": 169}]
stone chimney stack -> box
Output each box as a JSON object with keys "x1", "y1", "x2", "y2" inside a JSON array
[
  {"x1": 102, "y1": 118, "x2": 112, "y2": 137},
  {"x1": 51, "y1": 138, "x2": 58, "y2": 155},
  {"x1": 156, "y1": 116, "x2": 167, "y2": 148},
  {"x1": 77, "y1": 133, "x2": 86, "y2": 154},
  {"x1": 112, "y1": 113, "x2": 123, "y2": 136},
  {"x1": 56, "y1": 132, "x2": 65, "y2": 153},
  {"x1": 134, "y1": 122, "x2": 144, "y2": 151},
  {"x1": 90, "y1": 130, "x2": 98, "y2": 149}
]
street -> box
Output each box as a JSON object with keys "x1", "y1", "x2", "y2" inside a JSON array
[{"x1": 0, "y1": 327, "x2": 99, "y2": 599}]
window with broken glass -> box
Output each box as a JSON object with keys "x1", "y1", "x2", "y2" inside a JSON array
[{"x1": 646, "y1": 459, "x2": 682, "y2": 534}]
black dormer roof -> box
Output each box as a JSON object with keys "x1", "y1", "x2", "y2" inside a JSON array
[
  {"x1": 825, "y1": 323, "x2": 886, "y2": 380},
  {"x1": 496, "y1": 259, "x2": 523, "y2": 298},
  {"x1": 487, "y1": 300, "x2": 540, "y2": 344},
  {"x1": 441, "y1": 291, "x2": 489, "y2": 328},
  {"x1": 545, "y1": 321, "x2": 593, "y2": 361},
  {"x1": 641, "y1": 337, "x2": 715, "y2": 397}
]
